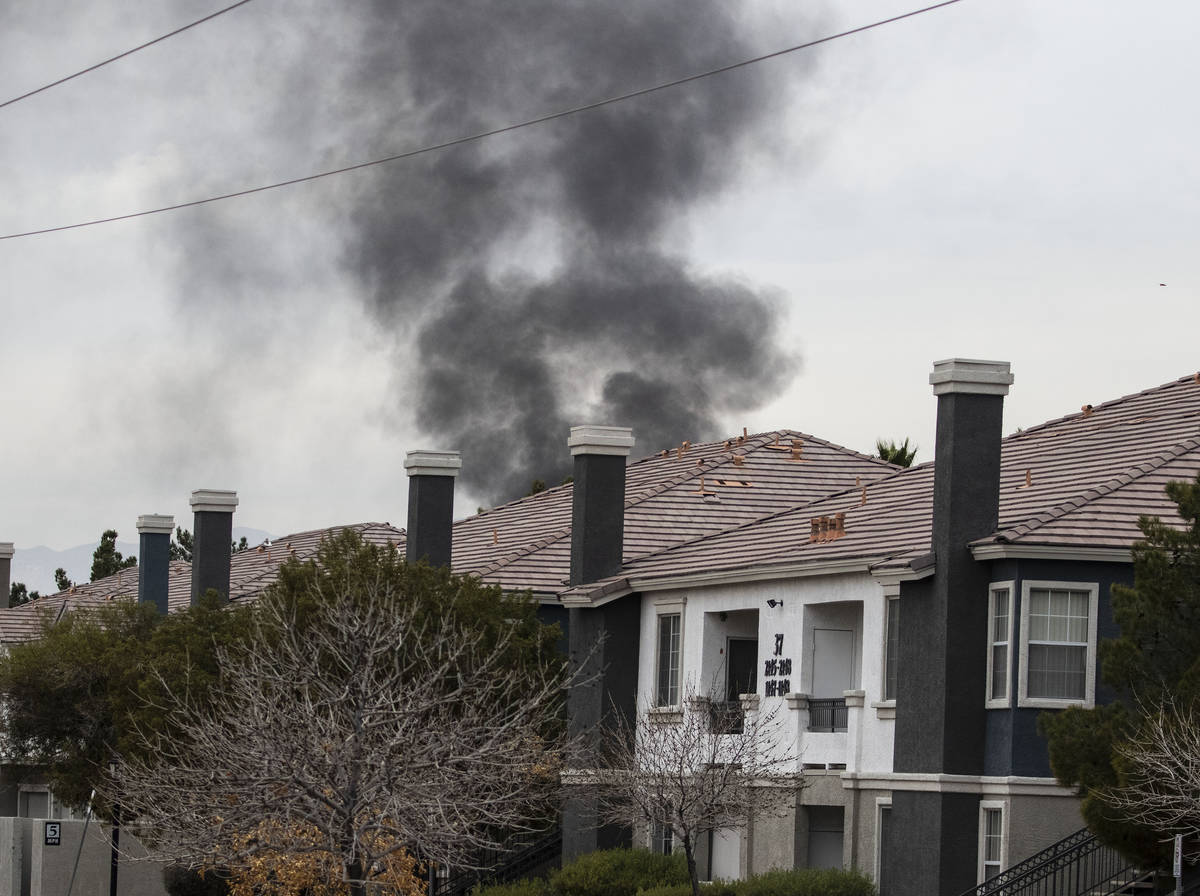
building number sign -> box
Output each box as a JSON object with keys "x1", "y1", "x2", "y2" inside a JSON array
[{"x1": 763, "y1": 633, "x2": 792, "y2": 697}]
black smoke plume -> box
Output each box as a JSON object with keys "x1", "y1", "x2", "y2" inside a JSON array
[
  {"x1": 162, "y1": 2, "x2": 809, "y2": 507},
  {"x1": 336, "y1": 2, "x2": 806, "y2": 504}
]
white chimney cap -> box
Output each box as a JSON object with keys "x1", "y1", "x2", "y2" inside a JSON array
[
  {"x1": 137, "y1": 514, "x2": 176, "y2": 536},
  {"x1": 930, "y1": 359, "x2": 1014, "y2": 396},
  {"x1": 190, "y1": 489, "x2": 239, "y2": 513},
  {"x1": 568, "y1": 425, "x2": 636, "y2": 457},
  {"x1": 0, "y1": 542, "x2": 13, "y2": 560},
  {"x1": 404, "y1": 450, "x2": 462, "y2": 478}
]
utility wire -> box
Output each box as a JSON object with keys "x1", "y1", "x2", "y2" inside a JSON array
[
  {"x1": 0, "y1": 0, "x2": 257, "y2": 112},
  {"x1": 0, "y1": 0, "x2": 968, "y2": 242}
]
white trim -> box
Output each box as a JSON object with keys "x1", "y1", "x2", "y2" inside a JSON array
[
  {"x1": 882, "y1": 594, "x2": 901, "y2": 702},
  {"x1": 567, "y1": 425, "x2": 635, "y2": 456},
  {"x1": 929, "y1": 358, "x2": 1013, "y2": 396},
  {"x1": 189, "y1": 489, "x2": 238, "y2": 513},
  {"x1": 562, "y1": 558, "x2": 887, "y2": 607},
  {"x1": 654, "y1": 605, "x2": 685, "y2": 709},
  {"x1": 874, "y1": 797, "x2": 892, "y2": 885},
  {"x1": 985, "y1": 582, "x2": 1015, "y2": 708},
  {"x1": 0, "y1": 543, "x2": 14, "y2": 560},
  {"x1": 978, "y1": 800, "x2": 1009, "y2": 885},
  {"x1": 971, "y1": 544, "x2": 1131, "y2": 563},
  {"x1": 403, "y1": 450, "x2": 463, "y2": 478},
  {"x1": 1017, "y1": 580, "x2": 1099, "y2": 709},
  {"x1": 871, "y1": 564, "x2": 937, "y2": 586},
  {"x1": 136, "y1": 514, "x2": 175, "y2": 535},
  {"x1": 840, "y1": 772, "x2": 1074, "y2": 797}
]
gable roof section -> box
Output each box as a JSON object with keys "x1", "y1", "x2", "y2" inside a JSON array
[
  {"x1": 0, "y1": 433, "x2": 891, "y2": 641},
  {"x1": 0, "y1": 523, "x2": 404, "y2": 644},
  {"x1": 450, "y1": 430, "x2": 899, "y2": 594},
  {"x1": 562, "y1": 374, "x2": 1200, "y2": 601}
]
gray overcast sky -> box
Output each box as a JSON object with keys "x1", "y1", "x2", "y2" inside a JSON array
[{"x1": 1, "y1": 0, "x2": 1196, "y2": 550}]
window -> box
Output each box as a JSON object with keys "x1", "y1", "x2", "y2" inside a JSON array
[
  {"x1": 653, "y1": 819, "x2": 674, "y2": 855},
  {"x1": 978, "y1": 802, "x2": 1006, "y2": 882},
  {"x1": 1018, "y1": 581, "x2": 1099, "y2": 708},
  {"x1": 656, "y1": 613, "x2": 682, "y2": 707},
  {"x1": 875, "y1": 799, "x2": 892, "y2": 892},
  {"x1": 986, "y1": 583, "x2": 1013, "y2": 707},
  {"x1": 883, "y1": 597, "x2": 899, "y2": 701}
]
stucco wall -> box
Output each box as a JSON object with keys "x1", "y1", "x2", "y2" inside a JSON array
[{"x1": 0, "y1": 818, "x2": 168, "y2": 896}]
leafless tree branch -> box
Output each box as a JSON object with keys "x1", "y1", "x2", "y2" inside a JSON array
[{"x1": 106, "y1": 563, "x2": 572, "y2": 894}]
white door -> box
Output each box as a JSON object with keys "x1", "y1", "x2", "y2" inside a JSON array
[
  {"x1": 812, "y1": 629, "x2": 855, "y2": 697},
  {"x1": 711, "y1": 827, "x2": 741, "y2": 880}
]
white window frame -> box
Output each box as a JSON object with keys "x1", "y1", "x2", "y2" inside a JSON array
[
  {"x1": 874, "y1": 797, "x2": 892, "y2": 885},
  {"x1": 654, "y1": 597, "x2": 686, "y2": 709},
  {"x1": 1017, "y1": 581, "x2": 1099, "y2": 709},
  {"x1": 986, "y1": 582, "x2": 1014, "y2": 708},
  {"x1": 881, "y1": 586, "x2": 900, "y2": 705},
  {"x1": 978, "y1": 800, "x2": 1008, "y2": 884}
]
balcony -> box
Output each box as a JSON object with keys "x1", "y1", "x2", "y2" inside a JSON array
[{"x1": 806, "y1": 698, "x2": 848, "y2": 733}]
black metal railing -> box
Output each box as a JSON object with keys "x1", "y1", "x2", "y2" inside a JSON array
[
  {"x1": 957, "y1": 826, "x2": 1149, "y2": 896},
  {"x1": 807, "y1": 698, "x2": 847, "y2": 732},
  {"x1": 436, "y1": 827, "x2": 562, "y2": 896},
  {"x1": 709, "y1": 701, "x2": 745, "y2": 734}
]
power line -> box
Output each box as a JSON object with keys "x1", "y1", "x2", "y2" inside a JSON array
[
  {"x1": 0, "y1": 0, "x2": 969, "y2": 242},
  {"x1": 0, "y1": 0, "x2": 258, "y2": 112}
]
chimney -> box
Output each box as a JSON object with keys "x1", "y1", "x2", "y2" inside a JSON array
[
  {"x1": 928, "y1": 358, "x2": 1013, "y2": 553},
  {"x1": 888, "y1": 359, "x2": 1013, "y2": 896},
  {"x1": 137, "y1": 514, "x2": 174, "y2": 615},
  {"x1": 0, "y1": 543, "x2": 13, "y2": 609},
  {"x1": 403, "y1": 450, "x2": 462, "y2": 568},
  {"x1": 190, "y1": 490, "x2": 237, "y2": 604},
  {"x1": 568, "y1": 425, "x2": 635, "y2": 585}
]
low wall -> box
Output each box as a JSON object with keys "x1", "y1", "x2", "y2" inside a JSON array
[{"x1": 0, "y1": 817, "x2": 167, "y2": 896}]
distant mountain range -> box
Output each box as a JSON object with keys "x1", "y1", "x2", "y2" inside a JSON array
[{"x1": 9, "y1": 527, "x2": 272, "y2": 597}]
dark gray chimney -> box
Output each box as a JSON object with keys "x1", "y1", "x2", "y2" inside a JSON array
[
  {"x1": 403, "y1": 450, "x2": 462, "y2": 568},
  {"x1": 0, "y1": 542, "x2": 13, "y2": 609},
  {"x1": 189, "y1": 489, "x2": 237, "y2": 604},
  {"x1": 889, "y1": 359, "x2": 1012, "y2": 896},
  {"x1": 568, "y1": 425, "x2": 635, "y2": 586},
  {"x1": 137, "y1": 514, "x2": 174, "y2": 615}
]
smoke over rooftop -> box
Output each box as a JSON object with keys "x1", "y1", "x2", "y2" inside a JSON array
[{"x1": 168, "y1": 2, "x2": 811, "y2": 508}]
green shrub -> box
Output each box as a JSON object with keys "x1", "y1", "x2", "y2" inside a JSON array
[
  {"x1": 636, "y1": 885, "x2": 695, "y2": 896},
  {"x1": 735, "y1": 868, "x2": 876, "y2": 896},
  {"x1": 473, "y1": 878, "x2": 554, "y2": 896},
  {"x1": 551, "y1": 849, "x2": 690, "y2": 896}
]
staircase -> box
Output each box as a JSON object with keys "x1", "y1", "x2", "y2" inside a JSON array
[
  {"x1": 957, "y1": 827, "x2": 1153, "y2": 896},
  {"x1": 435, "y1": 827, "x2": 563, "y2": 896}
]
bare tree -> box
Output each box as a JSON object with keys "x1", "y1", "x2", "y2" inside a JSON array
[
  {"x1": 582, "y1": 683, "x2": 803, "y2": 896},
  {"x1": 108, "y1": 544, "x2": 570, "y2": 896},
  {"x1": 1103, "y1": 698, "x2": 1200, "y2": 862}
]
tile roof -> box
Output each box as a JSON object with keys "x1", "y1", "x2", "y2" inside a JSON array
[
  {"x1": 0, "y1": 523, "x2": 404, "y2": 645},
  {"x1": 562, "y1": 373, "x2": 1200, "y2": 601},
  {"x1": 0, "y1": 432, "x2": 893, "y2": 642},
  {"x1": 451, "y1": 430, "x2": 898, "y2": 594}
]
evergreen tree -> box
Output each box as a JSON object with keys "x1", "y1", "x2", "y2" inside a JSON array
[{"x1": 90, "y1": 528, "x2": 136, "y2": 581}]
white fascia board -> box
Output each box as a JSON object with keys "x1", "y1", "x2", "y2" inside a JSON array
[
  {"x1": 870, "y1": 565, "x2": 936, "y2": 589},
  {"x1": 971, "y1": 543, "x2": 1132, "y2": 563},
  {"x1": 841, "y1": 772, "x2": 1074, "y2": 797},
  {"x1": 562, "y1": 558, "x2": 877, "y2": 607}
]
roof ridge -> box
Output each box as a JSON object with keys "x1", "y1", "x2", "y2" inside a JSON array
[
  {"x1": 988, "y1": 436, "x2": 1200, "y2": 544},
  {"x1": 1006, "y1": 373, "x2": 1200, "y2": 442}
]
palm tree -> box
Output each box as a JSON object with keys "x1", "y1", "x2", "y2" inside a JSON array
[{"x1": 876, "y1": 437, "x2": 917, "y2": 467}]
